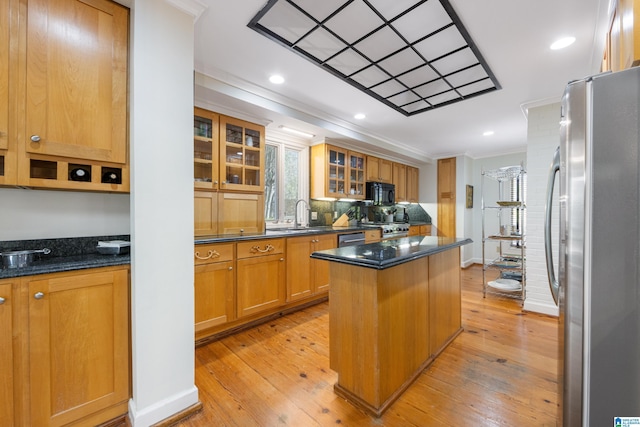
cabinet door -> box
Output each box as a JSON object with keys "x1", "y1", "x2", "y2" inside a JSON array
[
  {"x1": 195, "y1": 260, "x2": 235, "y2": 331},
  {"x1": 194, "y1": 107, "x2": 219, "y2": 190},
  {"x1": 348, "y1": 151, "x2": 366, "y2": 199},
  {"x1": 0, "y1": 1, "x2": 8, "y2": 153},
  {"x1": 25, "y1": 0, "x2": 129, "y2": 164},
  {"x1": 27, "y1": 268, "x2": 130, "y2": 426},
  {"x1": 237, "y1": 253, "x2": 285, "y2": 318},
  {"x1": 0, "y1": 282, "x2": 14, "y2": 427},
  {"x1": 218, "y1": 192, "x2": 265, "y2": 234},
  {"x1": 406, "y1": 166, "x2": 419, "y2": 203},
  {"x1": 219, "y1": 115, "x2": 264, "y2": 192},
  {"x1": 286, "y1": 236, "x2": 314, "y2": 302},
  {"x1": 195, "y1": 191, "x2": 218, "y2": 236},
  {"x1": 366, "y1": 156, "x2": 392, "y2": 183},
  {"x1": 429, "y1": 248, "x2": 461, "y2": 355},
  {"x1": 393, "y1": 163, "x2": 407, "y2": 202},
  {"x1": 312, "y1": 233, "x2": 336, "y2": 294}
]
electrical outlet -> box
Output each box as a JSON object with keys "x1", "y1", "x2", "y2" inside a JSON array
[{"x1": 311, "y1": 211, "x2": 317, "y2": 220}]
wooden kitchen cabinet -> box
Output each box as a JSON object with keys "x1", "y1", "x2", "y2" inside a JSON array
[
  {"x1": 366, "y1": 155, "x2": 392, "y2": 183},
  {"x1": 408, "y1": 224, "x2": 431, "y2": 236},
  {"x1": 195, "y1": 191, "x2": 265, "y2": 236},
  {"x1": 19, "y1": 266, "x2": 130, "y2": 426},
  {"x1": 194, "y1": 243, "x2": 235, "y2": 333},
  {"x1": 218, "y1": 192, "x2": 265, "y2": 234},
  {"x1": 0, "y1": 0, "x2": 17, "y2": 186},
  {"x1": 311, "y1": 143, "x2": 366, "y2": 200},
  {"x1": 429, "y1": 248, "x2": 461, "y2": 355},
  {"x1": 194, "y1": 107, "x2": 220, "y2": 191},
  {"x1": 364, "y1": 229, "x2": 381, "y2": 243},
  {"x1": 286, "y1": 233, "x2": 336, "y2": 302},
  {"x1": 0, "y1": 280, "x2": 14, "y2": 427},
  {"x1": 219, "y1": 115, "x2": 265, "y2": 193},
  {"x1": 406, "y1": 165, "x2": 419, "y2": 203},
  {"x1": 393, "y1": 162, "x2": 407, "y2": 202},
  {"x1": 194, "y1": 191, "x2": 219, "y2": 236},
  {"x1": 236, "y1": 239, "x2": 285, "y2": 318},
  {"x1": 14, "y1": 0, "x2": 130, "y2": 192}
]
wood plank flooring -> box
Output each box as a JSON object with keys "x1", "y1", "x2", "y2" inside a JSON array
[{"x1": 177, "y1": 265, "x2": 559, "y2": 426}]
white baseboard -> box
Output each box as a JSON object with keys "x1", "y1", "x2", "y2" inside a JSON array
[
  {"x1": 523, "y1": 299, "x2": 559, "y2": 317},
  {"x1": 128, "y1": 385, "x2": 199, "y2": 426}
]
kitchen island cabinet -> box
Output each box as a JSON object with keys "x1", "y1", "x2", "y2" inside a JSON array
[
  {"x1": 5, "y1": 265, "x2": 130, "y2": 427},
  {"x1": 311, "y1": 236, "x2": 471, "y2": 416}
]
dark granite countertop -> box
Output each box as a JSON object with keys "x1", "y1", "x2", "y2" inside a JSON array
[
  {"x1": 194, "y1": 222, "x2": 432, "y2": 244},
  {"x1": 310, "y1": 235, "x2": 472, "y2": 270},
  {"x1": 0, "y1": 235, "x2": 130, "y2": 279}
]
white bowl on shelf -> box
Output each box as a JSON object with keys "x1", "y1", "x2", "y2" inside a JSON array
[{"x1": 487, "y1": 278, "x2": 521, "y2": 291}]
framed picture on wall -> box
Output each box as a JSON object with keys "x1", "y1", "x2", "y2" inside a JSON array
[{"x1": 466, "y1": 185, "x2": 473, "y2": 208}]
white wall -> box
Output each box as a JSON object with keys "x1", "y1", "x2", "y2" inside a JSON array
[
  {"x1": 418, "y1": 161, "x2": 437, "y2": 233},
  {"x1": 0, "y1": 188, "x2": 129, "y2": 240},
  {"x1": 455, "y1": 155, "x2": 474, "y2": 266},
  {"x1": 469, "y1": 152, "x2": 527, "y2": 264},
  {"x1": 523, "y1": 103, "x2": 561, "y2": 316}
]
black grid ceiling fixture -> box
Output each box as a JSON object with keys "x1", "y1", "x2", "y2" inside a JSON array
[{"x1": 248, "y1": 0, "x2": 501, "y2": 116}]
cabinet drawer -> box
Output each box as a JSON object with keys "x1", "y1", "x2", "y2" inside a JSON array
[
  {"x1": 364, "y1": 229, "x2": 381, "y2": 243},
  {"x1": 237, "y1": 238, "x2": 284, "y2": 259},
  {"x1": 194, "y1": 243, "x2": 234, "y2": 265}
]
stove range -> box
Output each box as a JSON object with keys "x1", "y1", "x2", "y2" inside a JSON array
[{"x1": 361, "y1": 222, "x2": 410, "y2": 239}]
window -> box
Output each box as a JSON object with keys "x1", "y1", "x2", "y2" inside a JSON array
[{"x1": 264, "y1": 138, "x2": 308, "y2": 225}]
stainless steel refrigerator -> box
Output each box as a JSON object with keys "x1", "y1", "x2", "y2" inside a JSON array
[{"x1": 545, "y1": 66, "x2": 640, "y2": 426}]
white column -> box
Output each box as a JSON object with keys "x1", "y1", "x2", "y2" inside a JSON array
[
  {"x1": 128, "y1": 0, "x2": 204, "y2": 425},
  {"x1": 523, "y1": 103, "x2": 561, "y2": 316}
]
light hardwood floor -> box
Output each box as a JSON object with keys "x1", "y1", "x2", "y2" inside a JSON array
[{"x1": 177, "y1": 265, "x2": 559, "y2": 426}]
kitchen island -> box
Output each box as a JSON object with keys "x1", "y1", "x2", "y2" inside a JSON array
[{"x1": 311, "y1": 235, "x2": 472, "y2": 416}]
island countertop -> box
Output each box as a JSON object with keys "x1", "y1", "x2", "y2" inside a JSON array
[{"x1": 310, "y1": 235, "x2": 472, "y2": 270}]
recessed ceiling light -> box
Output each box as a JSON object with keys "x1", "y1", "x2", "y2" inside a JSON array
[
  {"x1": 269, "y1": 74, "x2": 285, "y2": 84},
  {"x1": 483, "y1": 131, "x2": 494, "y2": 136},
  {"x1": 354, "y1": 113, "x2": 366, "y2": 120},
  {"x1": 550, "y1": 37, "x2": 576, "y2": 50}
]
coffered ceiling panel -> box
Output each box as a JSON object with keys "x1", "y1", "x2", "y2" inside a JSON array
[{"x1": 249, "y1": 0, "x2": 501, "y2": 116}]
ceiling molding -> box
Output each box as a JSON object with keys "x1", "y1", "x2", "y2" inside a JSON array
[
  {"x1": 164, "y1": 0, "x2": 207, "y2": 20},
  {"x1": 194, "y1": 71, "x2": 433, "y2": 164}
]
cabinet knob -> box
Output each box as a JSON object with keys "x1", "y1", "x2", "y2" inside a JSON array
[
  {"x1": 31, "y1": 135, "x2": 41, "y2": 142},
  {"x1": 213, "y1": 180, "x2": 218, "y2": 185},
  {"x1": 34, "y1": 292, "x2": 45, "y2": 300},
  {"x1": 280, "y1": 257, "x2": 284, "y2": 262},
  {"x1": 228, "y1": 266, "x2": 233, "y2": 271},
  {"x1": 0, "y1": 297, "x2": 5, "y2": 305},
  {"x1": 222, "y1": 181, "x2": 227, "y2": 185}
]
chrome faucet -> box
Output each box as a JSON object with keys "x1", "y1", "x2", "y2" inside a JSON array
[{"x1": 294, "y1": 199, "x2": 310, "y2": 229}]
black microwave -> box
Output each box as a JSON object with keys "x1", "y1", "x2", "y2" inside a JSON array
[{"x1": 366, "y1": 182, "x2": 395, "y2": 206}]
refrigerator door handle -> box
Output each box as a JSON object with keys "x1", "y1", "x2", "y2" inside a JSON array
[{"x1": 545, "y1": 147, "x2": 560, "y2": 305}]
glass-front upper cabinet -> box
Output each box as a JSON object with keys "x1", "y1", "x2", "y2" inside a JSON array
[
  {"x1": 193, "y1": 107, "x2": 219, "y2": 190},
  {"x1": 327, "y1": 145, "x2": 347, "y2": 197},
  {"x1": 348, "y1": 151, "x2": 366, "y2": 199},
  {"x1": 219, "y1": 115, "x2": 265, "y2": 192}
]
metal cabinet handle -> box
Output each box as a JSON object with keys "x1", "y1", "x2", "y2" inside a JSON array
[
  {"x1": 0, "y1": 297, "x2": 5, "y2": 305},
  {"x1": 213, "y1": 180, "x2": 218, "y2": 185},
  {"x1": 34, "y1": 292, "x2": 45, "y2": 300},
  {"x1": 31, "y1": 135, "x2": 41, "y2": 142},
  {"x1": 250, "y1": 244, "x2": 274, "y2": 254},
  {"x1": 280, "y1": 258, "x2": 284, "y2": 261},
  {"x1": 228, "y1": 266, "x2": 233, "y2": 271},
  {"x1": 194, "y1": 250, "x2": 220, "y2": 260}
]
